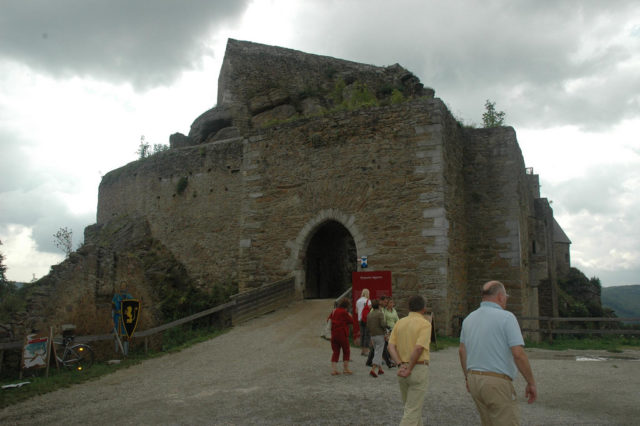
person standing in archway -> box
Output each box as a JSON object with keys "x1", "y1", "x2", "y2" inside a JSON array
[{"x1": 356, "y1": 288, "x2": 372, "y2": 356}]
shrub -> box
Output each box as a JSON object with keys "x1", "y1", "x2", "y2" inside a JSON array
[{"x1": 176, "y1": 177, "x2": 188, "y2": 195}]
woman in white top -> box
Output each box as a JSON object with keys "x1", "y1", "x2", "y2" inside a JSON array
[{"x1": 355, "y1": 288, "x2": 372, "y2": 356}]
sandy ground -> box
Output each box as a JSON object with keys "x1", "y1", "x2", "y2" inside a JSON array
[{"x1": 1, "y1": 299, "x2": 639, "y2": 425}]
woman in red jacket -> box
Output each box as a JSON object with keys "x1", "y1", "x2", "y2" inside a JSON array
[{"x1": 329, "y1": 297, "x2": 360, "y2": 375}]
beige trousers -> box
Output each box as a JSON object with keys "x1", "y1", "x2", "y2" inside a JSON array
[
  {"x1": 397, "y1": 364, "x2": 429, "y2": 426},
  {"x1": 468, "y1": 373, "x2": 520, "y2": 426}
]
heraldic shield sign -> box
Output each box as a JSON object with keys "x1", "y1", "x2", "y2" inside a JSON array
[{"x1": 120, "y1": 299, "x2": 141, "y2": 338}]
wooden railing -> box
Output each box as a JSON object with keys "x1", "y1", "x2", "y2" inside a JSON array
[
  {"x1": 0, "y1": 277, "x2": 296, "y2": 367},
  {"x1": 518, "y1": 316, "x2": 640, "y2": 343},
  {"x1": 230, "y1": 277, "x2": 296, "y2": 324}
]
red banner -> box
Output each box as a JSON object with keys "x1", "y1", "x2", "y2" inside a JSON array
[{"x1": 352, "y1": 271, "x2": 392, "y2": 310}]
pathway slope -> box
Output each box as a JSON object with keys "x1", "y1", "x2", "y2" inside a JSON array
[{"x1": 1, "y1": 299, "x2": 639, "y2": 425}]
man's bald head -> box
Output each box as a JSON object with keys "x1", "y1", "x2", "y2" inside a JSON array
[{"x1": 481, "y1": 281, "x2": 508, "y2": 308}]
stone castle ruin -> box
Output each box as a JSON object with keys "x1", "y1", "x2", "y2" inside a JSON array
[{"x1": 21, "y1": 39, "x2": 572, "y2": 337}]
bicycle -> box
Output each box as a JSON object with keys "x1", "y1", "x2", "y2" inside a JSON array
[{"x1": 52, "y1": 324, "x2": 95, "y2": 371}]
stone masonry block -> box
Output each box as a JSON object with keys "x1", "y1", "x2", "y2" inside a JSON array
[{"x1": 423, "y1": 207, "x2": 445, "y2": 219}]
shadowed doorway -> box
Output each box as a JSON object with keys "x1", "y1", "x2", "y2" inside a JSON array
[{"x1": 304, "y1": 220, "x2": 357, "y2": 299}]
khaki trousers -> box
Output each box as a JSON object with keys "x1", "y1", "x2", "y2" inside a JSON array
[
  {"x1": 397, "y1": 364, "x2": 429, "y2": 426},
  {"x1": 467, "y1": 373, "x2": 519, "y2": 426}
]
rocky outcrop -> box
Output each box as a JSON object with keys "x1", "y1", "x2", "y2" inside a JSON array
[
  {"x1": 185, "y1": 38, "x2": 435, "y2": 144},
  {"x1": 558, "y1": 267, "x2": 603, "y2": 317},
  {"x1": 5, "y1": 217, "x2": 231, "y2": 344}
]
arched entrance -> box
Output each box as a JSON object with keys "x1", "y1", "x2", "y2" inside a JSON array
[{"x1": 304, "y1": 220, "x2": 357, "y2": 299}]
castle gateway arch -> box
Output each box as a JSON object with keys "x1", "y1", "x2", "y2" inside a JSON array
[{"x1": 304, "y1": 220, "x2": 357, "y2": 299}]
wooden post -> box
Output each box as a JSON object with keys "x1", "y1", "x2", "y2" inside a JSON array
[
  {"x1": 547, "y1": 319, "x2": 553, "y2": 344},
  {"x1": 51, "y1": 333, "x2": 60, "y2": 370},
  {"x1": 45, "y1": 327, "x2": 53, "y2": 377}
]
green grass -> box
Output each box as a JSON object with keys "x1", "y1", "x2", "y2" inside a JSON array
[
  {"x1": 0, "y1": 325, "x2": 229, "y2": 408},
  {"x1": 524, "y1": 335, "x2": 640, "y2": 352},
  {"x1": 434, "y1": 335, "x2": 640, "y2": 353},
  {"x1": 431, "y1": 335, "x2": 459, "y2": 351}
]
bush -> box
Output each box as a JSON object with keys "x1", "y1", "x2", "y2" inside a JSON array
[{"x1": 176, "y1": 177, "x2": 188, "y2": 195}]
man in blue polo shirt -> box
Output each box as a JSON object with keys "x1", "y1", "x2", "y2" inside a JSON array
[{"x1": 459, "y1": 281, "x2": 537, "y2": 425}]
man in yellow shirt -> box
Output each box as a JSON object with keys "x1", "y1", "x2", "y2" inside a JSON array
[{"x1": 388, "y1": 295, "x2": 432, "y2": 426}]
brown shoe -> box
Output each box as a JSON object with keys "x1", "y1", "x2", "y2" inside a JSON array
[{"x1": 343, "y1": 370, "x2": 353, "y2": 375}]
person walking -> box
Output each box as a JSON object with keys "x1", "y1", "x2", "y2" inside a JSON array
[
  {"x1": 458, "y1": 280, "x2": 537, "y2": 425},
  {"x1": 367, "y1": 296, "x2": 395, "y2": 368},
  {"x1": 355, "y1": 288, "x2": 372, "y2": 356},
  {"x1": 383, "y1": 297, "x2": 400, "y2": 330},
  {"x1": 387, "y1": 295, "x2": 432, "y2": 426},
  {"x1": 328, "y1": 297, "x2": 360, "y2": 375},
  {"x1": 366, "y1": 299, "x2": 387, "y2": 377}
]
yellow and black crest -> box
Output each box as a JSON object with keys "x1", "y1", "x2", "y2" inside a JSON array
[{"x1": 120, "y1": 299, "x2": 141, "y2": 338}]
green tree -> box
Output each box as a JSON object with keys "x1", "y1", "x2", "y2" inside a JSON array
[
  {"x1": 152, "y1": 143, "x2": 169, "y2": 154},
  {"x1": 137, "y1": 135, "x2": 168, "y2": 159},
  {"x1": 0, "y1": 240, "x2": 25, "y2": 323},
  {"x1": 482, "y1": 99, "x2": 506, "y2": 128},
  {"x1": 53, "y1": 227, "x2": 73, "y2": 256},
  {"x1": 0, "y1": 240, "x2": 7, "y2": 284},
  {"x1": 136, "y1": 135, "x2": 151, "y2": 159}
]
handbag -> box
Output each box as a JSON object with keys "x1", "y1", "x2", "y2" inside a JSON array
[{"x1": 321, "y1": 310, "x2": 334, "y2": 340}]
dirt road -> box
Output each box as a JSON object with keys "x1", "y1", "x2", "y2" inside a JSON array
[{"x1": 1, "y1": 299, "x2": 639, "y2": 425}]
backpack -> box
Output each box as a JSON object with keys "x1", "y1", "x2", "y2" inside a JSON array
[{"x1": 362, "y1": 301, "x2": 371, "y2": 323}]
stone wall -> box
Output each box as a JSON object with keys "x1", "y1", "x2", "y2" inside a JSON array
[
  {"x1": 98, "y1": 98, "x2": 475, "y2": 334},
  {"x1": 462, "y1": 127, "x2": 536, "y2": 317},
  {"x1": 33, "y1": 39, "x2": 570, "y2": 338},
  {"x1": 532, "y1": 198, "x2": 559, "y2": 318},
  {"x1": 238, "y1": 99, "x2": 453, "y2": 319},
  {"x1": 99, "y1": 139, "x2": 245, "y2": 288}
]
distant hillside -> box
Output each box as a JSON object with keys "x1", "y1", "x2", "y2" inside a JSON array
[{"x1": 601, "y1": 285, "x2": 640, "y2": 320}]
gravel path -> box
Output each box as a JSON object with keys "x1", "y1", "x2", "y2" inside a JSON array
[{"x1": 1, "y1": 299, "x2": 639, "y2": 425}]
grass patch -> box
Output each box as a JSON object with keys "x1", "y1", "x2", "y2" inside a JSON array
[
  {"x1": 431, "y1": 336, "x2": 459, "y2": 351},
  {"x1": 0, "y1": 325, "x2": 230, "y2": 408},
  {"x1": 524, "y1": 335, "x2": 640, "y2": 352}
]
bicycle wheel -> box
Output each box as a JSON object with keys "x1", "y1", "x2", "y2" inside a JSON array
[{"x1": 63, "y1": 344, "x2": 94, "y2": 371}]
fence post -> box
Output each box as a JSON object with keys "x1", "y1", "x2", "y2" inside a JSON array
[{"x1": 547, "y1": 319, "x2": 553, "y2": 344}]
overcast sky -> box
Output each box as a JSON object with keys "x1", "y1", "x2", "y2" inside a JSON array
[{"x1": 1, "y1": 0, "x2": 638, "y2": 287}]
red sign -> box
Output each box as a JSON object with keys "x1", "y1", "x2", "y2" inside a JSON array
[{"x1": 352, "y1": 271, "x2": 392, "y2": 311}]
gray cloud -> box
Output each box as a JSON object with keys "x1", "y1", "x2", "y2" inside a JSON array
[
  {"x1": 290, "y1": 0, "x2": 640, "y2": 131},
  {"x1": 542, "y1": 163, "x2": 640, "y2": 282},
  {"x1": 594, "y1": 268, "x2": 640, "y2": 286},
  {"x1": 544, "y1": 164, "x2": 639, "y2": 216},
  {"x1": 0, "y1": 133, "x2": 39, "y2": 193},
  {"x1": 0, "y1": 183, "x2": 93, "y2": 254},
  {"x1": 0, "y1": 0, "x2": 250, "y2": 90},
  {"x1": 0, "y1": 127, "x2": 94, "y2": 253}
]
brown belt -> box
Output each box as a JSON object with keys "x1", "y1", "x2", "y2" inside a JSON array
[
  {"x1": 401, "y1": 360, "x2": 429, "y2": 366},
  {"x1": 469, "y1": 370, "x2": 512, "y2": 381}
]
